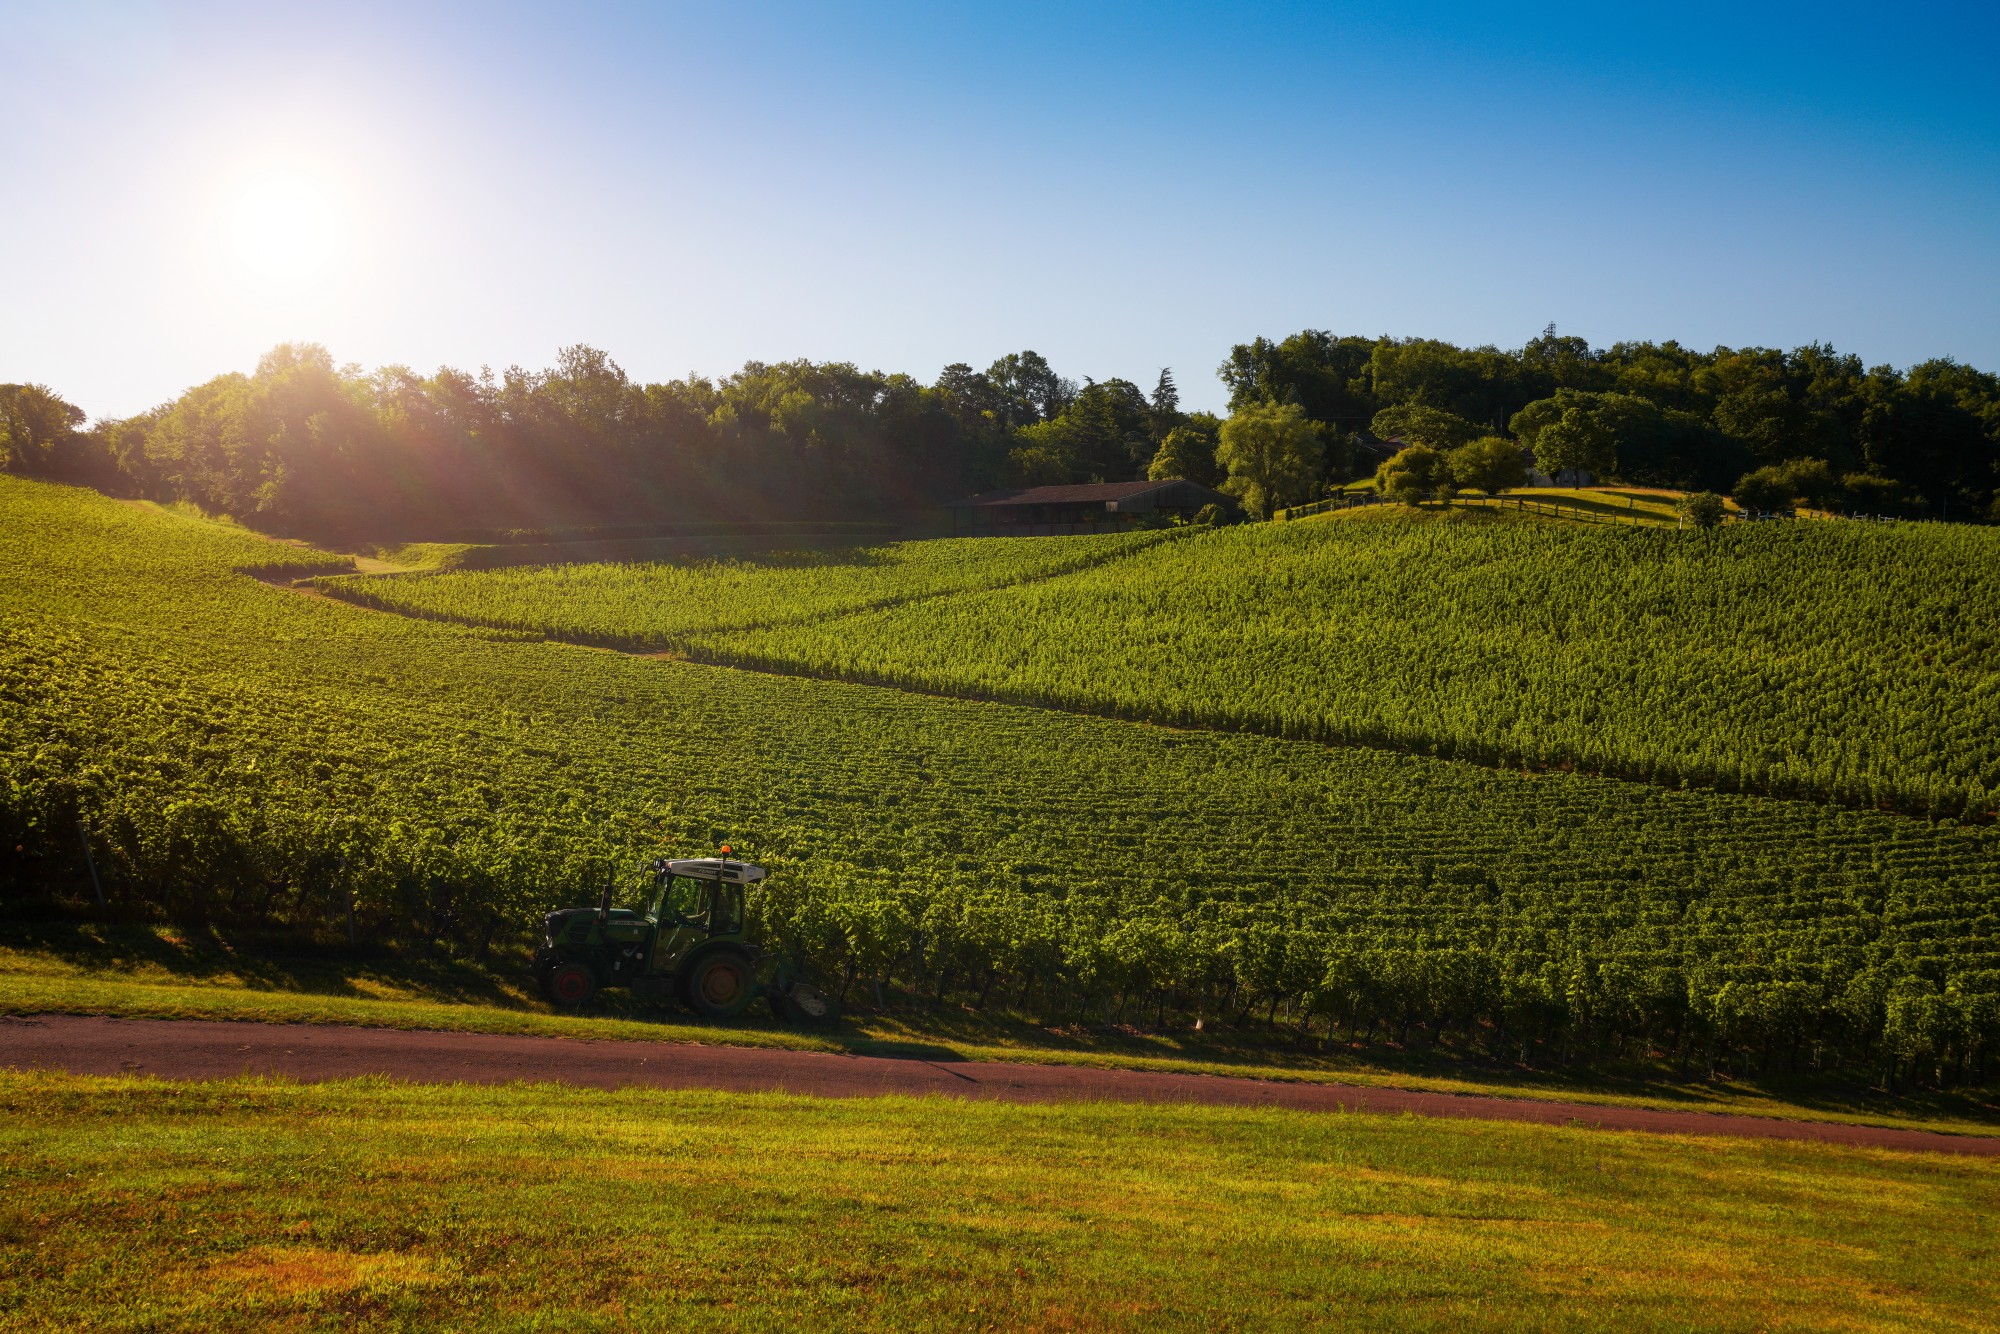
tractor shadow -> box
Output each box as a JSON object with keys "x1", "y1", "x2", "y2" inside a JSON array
[{"x1": 0, "y1": 915, "x2": 531, "y2": 1008}]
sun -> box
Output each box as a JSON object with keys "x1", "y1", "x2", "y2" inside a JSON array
[{"x1": 222, "y1": 165, "x2": 349, "y2": 284}]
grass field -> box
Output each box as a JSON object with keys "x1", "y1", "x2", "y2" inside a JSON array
[
  {"x1": 4, "y1": 1073, "x2": 1995, "y2": 1332},
  {"x1": 1470, "y1": 487, "x2": 1685, "y2": 524},
  {"x1": 1286, "y1": 485, "x2": 1685, "y2": 525}
]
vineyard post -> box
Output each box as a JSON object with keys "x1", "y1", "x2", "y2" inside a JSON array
[
  {"x1": 75, "y1": 819, "x2": 106, "y2": 910},
  {"x1": 341, "y1": 858, "x2": 356, "y2": 946}
]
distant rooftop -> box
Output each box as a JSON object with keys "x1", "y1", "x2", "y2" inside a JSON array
[{"x1": 951, "y1": 480, "x2": 1197, "y2": 507}]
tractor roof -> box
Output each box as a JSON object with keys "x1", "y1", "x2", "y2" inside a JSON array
[{"x1": 665, "y1": 857, "x2": 767, "y2": 884}]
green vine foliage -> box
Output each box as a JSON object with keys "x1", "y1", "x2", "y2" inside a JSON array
[
  {"x1": 4, "y1": 479, "x2": 1997, "y2": 1077},
  {"x1": 659, "y1": 513, "x2": 2000, "y2": 819}
]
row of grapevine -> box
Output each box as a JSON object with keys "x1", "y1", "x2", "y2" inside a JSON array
[
  {"x1": 667, "y1": 510, "x2": 2000, "y2": 818},
  {"x1": 2, "y1": 479, "x2": 1996, "y2": 1081},
  {"x1": 318, "y1": 529, "x2": 1176, "y2": 650}
]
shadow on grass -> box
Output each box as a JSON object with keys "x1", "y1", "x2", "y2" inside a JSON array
[
  {"x1": 0, "y1": 916, "x2": 528, "y2": 1009},
  {"x1": 829, "y1": 986, "x2": 2000, "y2": 1128},
  {"x1": 6, "y1": 914, "x2": 1994, "y2": 1125}
]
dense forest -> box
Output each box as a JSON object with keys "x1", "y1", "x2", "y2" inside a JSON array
[{"x1": 4, "y1": 327, "x2": 1997, "y2": 536}]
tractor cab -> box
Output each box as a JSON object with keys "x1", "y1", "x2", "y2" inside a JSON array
[{"x1": 648, "y1": 857, "x2": 760, "y2": 937}]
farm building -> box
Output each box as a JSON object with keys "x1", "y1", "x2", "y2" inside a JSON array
[{"x1": 945, "y1": 478, "x2": 1236, "y2": 536}]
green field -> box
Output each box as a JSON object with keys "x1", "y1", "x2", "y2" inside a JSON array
[
  {"x1": 666, "y1": 510, "x2": 1995, "y2": 817},
  {"x1": 328, "y1": 506, "x2": 2000, "y2": 816},
  {"x1": 318, "y1": 529, "x2": 1174, "y2": 650},
  {"x1": 3, "y1": 476, "x2": 1998, "y2": 1087},
  {"x1": 5, "y1": 1073, "x2": 1995, "y2": 1332},
  {"x1": 1279, "y1": 485, "x2": 1688, "y2": 525}
]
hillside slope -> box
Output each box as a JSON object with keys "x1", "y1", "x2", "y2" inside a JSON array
[
  {"x1": 680, "y1": 510, "x2": 2000, "y2": 817},
  {"x1": 318, "y1": 529, "x2": 1175, "y2": 648},
  {"x1": 2, "y1": 478, "x2": 1996, "y2": 1075}
]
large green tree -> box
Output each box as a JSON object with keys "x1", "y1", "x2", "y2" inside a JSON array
[
  {"x1": 1510, "y1": 389, "x2": 1727, "y2": 487},
  {"x1": 1365, "y1": 338, "x2": 1526, "y2": 428},
  {"x1": 1510, "y1": 393, "x2": 1617, "y2": 483},
  {"x1": 1147, "y1": 417, "x2": 1223, "y2": 486},
  {"x1": 1446, "y1": 437, "x2": 1529, "y2": 495},
  {"x1": 1219, "y1": 331, "x2": 1377, "y2": 427},
  {"x1": 984, "y1": 350, "x2": 1075, "y2": 428},
  {"x1": 139, "y1": 343, "x2": 374, "y2": 527},
  {"x1": 1148, "y1": 368, "x2": 1181, "y2": 440},
  {"x1": 1370, "y1": 404, "x2": 1484, "y2": 451},
  {"x1": 0, "y1": 384, "x2": 87, "y2": 473},
  {"x1": 1009, "y1": 379, "x2": 1154, "y2": 485},
  {"x1": 1375, "y1": 445, "x2": 1454, "y2": 506},
  {"x1": 1216, "y1": 402, "x2": 1323, "y2": 518}
]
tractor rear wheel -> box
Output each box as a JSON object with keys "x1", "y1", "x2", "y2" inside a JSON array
[
  {"x1": 546, "y1": 963, "x2": 596, "y2": 1009},
  {"x1": 683, "y1": 951, "x2": 754, "y2": 1019}
]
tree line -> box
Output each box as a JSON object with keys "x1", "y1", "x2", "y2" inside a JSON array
[
  {"x1": 0, "y1": 345, "x2": 1185, "y2": 539},
  {"x1": 1214, "y1": 327, "x2": 2000, "y2": 520},
  {"x1": 4, "y1": 325, "x2": 1996, "y2": 534}
]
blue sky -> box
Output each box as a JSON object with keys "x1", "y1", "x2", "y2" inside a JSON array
[{"x1": 5, "y1": 0, "x2": 1997, "y2": 417}]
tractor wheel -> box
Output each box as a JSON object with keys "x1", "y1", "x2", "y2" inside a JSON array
[
  {"x1": 683, "y1": 951, "x2": 755, "y2": 1019},
  {"x1": 546, "y1": 963, "x2": 596, "y2": 1009}
]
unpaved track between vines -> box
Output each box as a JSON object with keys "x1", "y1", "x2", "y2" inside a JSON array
[{"x1": 5, "y1": 1015, "x2": 1993, "y2": 1155}]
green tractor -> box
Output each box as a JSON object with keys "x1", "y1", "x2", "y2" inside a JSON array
[{"x1": 532, "y1": 850, "x2": 834, "y2": 1024}]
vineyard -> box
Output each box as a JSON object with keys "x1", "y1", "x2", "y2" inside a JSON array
[
  {"x1": 634, "y1": 509, "x2": 1990, "y2": 819},
  {"x1": 3, "y1": 478, "x2": 1998, "y2": 1082},
  {"x1": 315, "y1": 529, "x2": 1173, "y2": 649},
  {"x1": 326, "y1": 508, "x2": 2000, "y2": 818}
]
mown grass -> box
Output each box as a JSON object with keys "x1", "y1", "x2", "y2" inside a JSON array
[
  {"x1": 2, "y1": 1073, "x2": 1995, "y2": 1332},
  {"x1": 1318, "y1": 485, "x2": 1685, "y2": 525},
  {"x1": 1509, "y1": 485, "x2": 1683, "y2": 514},
  {"x1": 7, "y1": 921, "x2": 1996, "y2": 1139}
]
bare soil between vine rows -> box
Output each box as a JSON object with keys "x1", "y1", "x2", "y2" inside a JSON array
[{"x1": 5, "y1": 1014, "x2": 1995, "y2": 1155}]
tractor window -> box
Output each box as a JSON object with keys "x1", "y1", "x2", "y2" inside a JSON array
[
  {"x1": 711, "y1": 885, "x2": 744, "y2": 936},
  {"x1": 665, "y1": 876, "x2": 708, "y2": 926}
]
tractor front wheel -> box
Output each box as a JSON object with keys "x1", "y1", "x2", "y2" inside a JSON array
[
  {"x1": 683, "y1": 952, "x2": 754, "y2": 1019},
  {"x1": 546, "y1": 963, "x2": 596, "y2": 1009}
]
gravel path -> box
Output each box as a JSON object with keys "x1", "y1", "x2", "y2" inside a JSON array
[{"x1": 5, "y1": 1014, "x2": 1993, "y2": 1156}]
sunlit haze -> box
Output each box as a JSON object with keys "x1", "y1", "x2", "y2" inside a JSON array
[
  {"x1": 220, "y1": 164, "x2": 352, "y2": 287},
  {"x1": 5, "y1": 0, "x2": 1997, "y2": 419}
]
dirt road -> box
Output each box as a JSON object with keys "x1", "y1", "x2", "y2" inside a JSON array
[{"x1": 5, "y1": 1014, "x2": 1993, "y2": 1156}]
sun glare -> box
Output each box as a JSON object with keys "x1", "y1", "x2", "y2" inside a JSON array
[{"x1": 222, "y1": 165, "x2": 349, "y2": 284}]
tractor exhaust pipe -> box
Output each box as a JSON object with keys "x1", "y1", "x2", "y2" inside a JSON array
[{"x1": 598, "y1": 867, "x2": 614, "y2": 920}]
